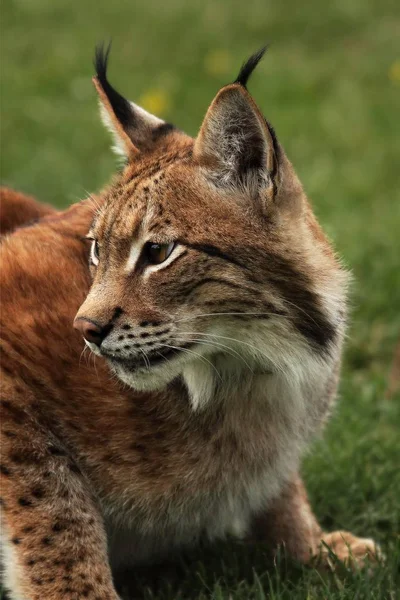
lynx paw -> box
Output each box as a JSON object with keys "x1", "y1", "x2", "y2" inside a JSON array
[{"x1": 316, "y1": 530, "x2": 382, "y2": 570}]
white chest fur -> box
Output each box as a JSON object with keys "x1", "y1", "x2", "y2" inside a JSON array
[{"x1": 107, "y1": 359, "x2": 334, "y2": 568}]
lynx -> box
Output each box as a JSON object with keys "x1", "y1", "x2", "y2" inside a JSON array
[{"x1": 0, "y1": 46, "x2": 379, "y2": 599}]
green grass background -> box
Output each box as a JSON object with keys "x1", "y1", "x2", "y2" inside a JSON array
[{"x1": 1, "y1": 0, "x2": 399, "y2": 598}]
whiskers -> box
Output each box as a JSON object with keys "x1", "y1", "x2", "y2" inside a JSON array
[
  {"x1": 138, "y1": 347, "x2": 151, "y2": 370},
  {"x1": 79, "y1": 345, "x2": 90, "y2": 367},
  {"x1": 83, "y1": 190, "x2": 103, "y2": 215},
  {"x1": 174, "y1": 302, "x2": 327, "y2": 337},
  {"x1": 78, "y1": 343, "x2": 100, "y2": 381},
  {"x1": 174, "y1": 335, "x2": 254, "y2": 374},
  {"x1": 79, "y1": 332, "x2": 271, "y2": 379},
  {"x1": 78, "y1": 315, "x2": 281, "y2": 380},
  {"x1": 178, "y1": 331, "x2": 282, "y2": 375},
  {"x1": 174, "y1": 311, "x2": 280, "y2": 324},
  {"x1": 158, "y1": 342, "x2": 222, "y2": 381}
]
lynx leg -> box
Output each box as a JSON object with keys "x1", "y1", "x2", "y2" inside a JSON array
[
  {"x1": 0, "y1": 380, "x2": 120, "y2": 600},
  {"x1": 252, "y1": 475, "x2": 380, "y2": 569},
  {"x1": 318, "y1": 530, "x2": 381, "y2": 570}
]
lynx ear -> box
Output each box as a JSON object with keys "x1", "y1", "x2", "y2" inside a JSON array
[
  {"x1": 194, "y1": 48, "x2": 278, "y2": 198},
  {"x1": 93, "y1": 44, "x2": 175, "y2": 159}
]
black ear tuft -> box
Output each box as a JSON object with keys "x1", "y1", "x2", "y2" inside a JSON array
[
  {"x1": 234, "y1": 46, "x2": 268, "y2": 88},
  {"x1": 94, "y1": 41, "x2": 134, "y2": 128},
  {"x1": 94, "y1": 41, "x2": 111, "y2": 88}
]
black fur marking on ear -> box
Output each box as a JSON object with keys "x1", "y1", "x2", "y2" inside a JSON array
[
  {"x1": 234, "y1": 46, "x2": 268, "y2": 88},
  {"x1": 151, "y1": 122, "x2": 175, "y2": 141},
  {"x1": 94, "y1": 42, "x2": 134, "y2": 128}
]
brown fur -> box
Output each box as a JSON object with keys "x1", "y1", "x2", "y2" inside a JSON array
[
  {"x1": 0, "y1": 188, "x2": 56, "y2": 235},
  {"x1": 0, "y1": 49, "x2": 379, "y2": 600}
]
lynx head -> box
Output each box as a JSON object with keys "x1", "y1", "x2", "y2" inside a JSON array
[{"x1": 74, "y1": 44, "x2": 348, "y2": 409}]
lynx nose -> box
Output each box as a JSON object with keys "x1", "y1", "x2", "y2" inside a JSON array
[{"x1": 73, "y1": 317, "x2": 108, "y2": 346}]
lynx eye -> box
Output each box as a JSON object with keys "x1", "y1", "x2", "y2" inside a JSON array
[
  {"x1": 144, "y1": 242, "x2": 175, "y2": 265},
  {"x1": 90, "y1": 240, "x2": 100, "y2": 266}
]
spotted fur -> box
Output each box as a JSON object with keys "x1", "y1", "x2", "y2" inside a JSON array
[{"x1": 0, "y1": 48, "x2": 379, "y2": 600}]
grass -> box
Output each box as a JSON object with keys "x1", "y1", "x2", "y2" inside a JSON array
[{"x1": 1, "y1": 0, "x2": 399, "y2": 598}]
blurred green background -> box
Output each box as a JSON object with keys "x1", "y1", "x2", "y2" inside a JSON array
[{"x1": 1, "y1": 0, "x2": 399, "y2": 598}]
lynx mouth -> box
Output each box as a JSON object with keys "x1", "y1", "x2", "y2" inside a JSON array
[{"x1": 105, "y1": 343, "x2": 194, "y2": 372}]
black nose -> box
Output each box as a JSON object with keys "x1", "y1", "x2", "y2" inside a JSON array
[{"x1": 73, "y1": 317, "x2": 108, "y2": 346}]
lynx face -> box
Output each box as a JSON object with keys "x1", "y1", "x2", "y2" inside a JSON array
[{"x1": 74, "y1": 46, "x2": 348, "y2": 408}]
